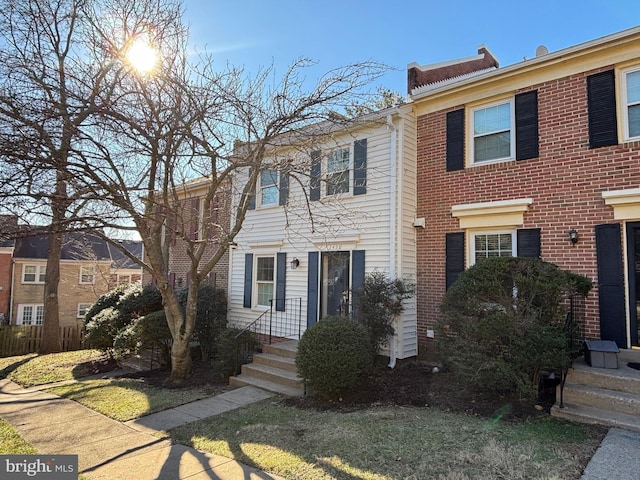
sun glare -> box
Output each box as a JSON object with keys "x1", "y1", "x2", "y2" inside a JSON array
[{"x1": 126, "y1": 37, "x2": 158, "y2": 73}]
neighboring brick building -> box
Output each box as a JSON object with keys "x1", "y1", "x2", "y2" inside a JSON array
[
  {"x1": 8, "y1": 232, "x2": 142, "y2": 327},
  {"x1": 163, "y1": 177, "x2": 230, "y2": 294},
  {"x1": 410, "y1": 27, "x2": 640, "y2": 354}
]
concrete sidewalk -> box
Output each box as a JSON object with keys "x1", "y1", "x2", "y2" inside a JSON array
[
  {"x1": 0, "y1": 379, "x2": 284, "y2": 480},
  {"x1": 581, "y1": 427, "x2": 640, "y2": 480}
]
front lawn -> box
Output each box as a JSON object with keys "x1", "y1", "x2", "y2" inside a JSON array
[
  {"x1": 170, "y1": 400, "x2": 605, "y2": 480},
  {"x1": 0, "y1": 349, "x2": 114, "y2": 387}
]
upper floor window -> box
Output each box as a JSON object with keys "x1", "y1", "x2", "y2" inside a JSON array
[
  {"x1": 260, "y1": 170, "x2": 279, "y2": 207},
  {"x1": 471, "y1": 100, "x2": 514, "y2": 164},
  {"x1": 255, "y1": 256, "x2": 275, "y2": 307},
  {"x1": 22, "y1": 265, "x2": 46, "y2": 284},
  {"x1": 80, "y1": 266, "x2": 95, "y2": 284},
  {"x1": 623, "y1": 67, "x2": 640, "y2": 140},
  {"x1": 17, "y1": 304, "x2": 44, "y2": 325},
  {"x1": 471, "y1": 230, "x2": 515, "y2": 265},
  {"x1": 326, "y1": 147, "x2": 350, "y2": 196}
]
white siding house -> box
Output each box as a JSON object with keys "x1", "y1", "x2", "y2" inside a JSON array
[{"x1": 228, "y1": 105, "x2": 418, "y2": 360}]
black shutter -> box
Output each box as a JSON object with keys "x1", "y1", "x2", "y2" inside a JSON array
[
  {"x1": 243, "y1": 253, "x2": 253, "y2": 308},
  {"x1": 307, "y1": 252, "x2": 319, "y2": 327},
  {"x1": 276, "y1": 252, "x2": 286, "y2": 311},
  {"x1": 517, "y1": 228, "x2": 541, "y2": 258},
  {"x1": 353, "y1": 139, "x2": 367, "y2": 195},
  {"x1": 515, "y1": 91, "x2": 539, "y2": 161},
  {"x1": 351, "y1": 250, "x2": 365, "y2": 319},
  {"x1": 446, "y1": 109, "x2": 465, "y2": 172},
  {"x1": 445, "y1": 232, "x2": 465, "y2": 289},
  {"x1": 588, "y1": 70, "x2": 618, "y2": 148},
  {"x1": 310, "y1": 150, "x2": 321, "y2": 201},
  {"x1": 595, "y1": 224, "x2": 627, "y2": 347},
  {"x1": 279, "y1": 171, "x2": 289, "y2": 206}
]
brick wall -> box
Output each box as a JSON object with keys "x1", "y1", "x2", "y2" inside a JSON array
[
  {"x1": 0, "y1": 252, "x2": 11, "y2": 321},
  {"x1": 416, "y1": 68, "x2": 640, "y2": 350}
]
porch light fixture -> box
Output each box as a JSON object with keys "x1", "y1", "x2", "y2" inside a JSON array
[
  {"x1": 291, "y1": 258, "x2": 300, "y2": 270},
  {"x1": 568, "y1": 229, "x2": 578, "y2": 244}
]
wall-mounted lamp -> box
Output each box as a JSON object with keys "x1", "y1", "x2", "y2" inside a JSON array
[
  {"x1": 290, "y1": 258, "x2": 300, "y2": 270},
  {"x1": 568, "y1": 229, "x2": 578, "y2": 244}
]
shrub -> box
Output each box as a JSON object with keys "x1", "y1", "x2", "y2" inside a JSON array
[
  {"x1": 353, "y1": 272, "x2": 415, "y2": 354},
  {"x1": 296, "y1": 316, "x2": 373, "y2": 400},
  {"x1": 213, "y1": 327, "x2": 260, "y2": 378},
  {"x1": 84, "y1": 307, "x2": 121, "y2": 352},
  {"x1": 176, "y1": 285, "x2": 228, "y2": 361},
  {"x1": 114, "y1": 311, "x2": 173, "y2": 367},
  {"x1": 436, "y1": 257, "x2": 592, "y2": 399}
]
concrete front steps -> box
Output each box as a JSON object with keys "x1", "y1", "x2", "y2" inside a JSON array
[
  {"x1": 551, "y1": 349, "x2": 640, "y2": 431},
  {"x1": 229, "y1": 340, "x2": 304, "y2": 397}
]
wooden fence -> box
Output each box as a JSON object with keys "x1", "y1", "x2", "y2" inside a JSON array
[{"x1": 0, "y1": 325, "x2": 84, "y2": 357}]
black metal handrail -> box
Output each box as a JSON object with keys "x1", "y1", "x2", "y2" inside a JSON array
[
  {"x1": 559, "y1": 294, "x2": 586, "y2": 408},
  {"x1": 233, "y1": 297, "x2": 303, "y2": 374}
]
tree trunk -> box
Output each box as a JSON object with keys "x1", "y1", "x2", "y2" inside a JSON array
[
  {"x1": 162, "y1": 288, "x2": 194, "y2": 385},
  {"x1": 40, "y1": 228, "x2": 62, "y2": 354}
]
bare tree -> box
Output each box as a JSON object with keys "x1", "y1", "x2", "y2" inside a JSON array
[
  {"x1": 0, "y1": 0, "x2": 386, "y2": 380},
  {"x1": 0, "y1": 0, "x2": 124, "y2": 352}
]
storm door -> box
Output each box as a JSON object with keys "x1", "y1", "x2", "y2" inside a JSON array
[{"x1": 321, "y1": 252, "x2": 350, "y2": 317}]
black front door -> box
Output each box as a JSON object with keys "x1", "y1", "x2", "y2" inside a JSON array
[
  {"x1": 627, "y1": 222, "x2": 640, "y2": 347},
  {"x1": 321, "y1": 252, "x2": 350, "y2": 317}
]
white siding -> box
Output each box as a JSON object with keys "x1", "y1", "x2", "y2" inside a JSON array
[{"x1": 228, "y1": 107, "x2": 418, "y2": 359}]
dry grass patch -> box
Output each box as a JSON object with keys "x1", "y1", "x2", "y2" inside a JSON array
[
  {"x1": 47, "y1": 378, "x2": 214, "y2": 422},
  {"x1": 0, "y1": 349, "x2": 114, "y2": 387},
  {"x1": 170, "y1": 401, "x2": 604, "y2": 480}
]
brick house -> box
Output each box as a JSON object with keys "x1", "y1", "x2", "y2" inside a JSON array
[
  {"x1": 161, "y1": 176, "x2": 230, "y2": 293},
  {"x1": 410, "y1": 26, "x2": 640, "y2": 355},
  {"x1": 8, "y1": 232, "x2": 142, "y2": 327}
]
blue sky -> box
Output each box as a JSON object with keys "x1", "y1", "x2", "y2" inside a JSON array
[{"x1": 183, "y1": 1, "x2": 640, "y2": 96}]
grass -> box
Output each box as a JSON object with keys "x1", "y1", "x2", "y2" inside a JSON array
[
  {"x1": 170, "y1": 400, "x2": 605, "y2": 480},
  {"x1": 0, "y1": 349, "x2": 109, "y2": 387},
  {"x1": 47, "y1": 378, "x2": 213, "y2": 422}
]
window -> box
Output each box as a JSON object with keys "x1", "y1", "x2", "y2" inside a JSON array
[
  {"x1": 260, "y1": 170, "x2": 278, "y2": 206},
  {"x1": 77, "y1": 303, "x2": 92, "y2": 318},
  {"x1": 117, "y1": 274, "x2": 132, "y2": 287},
  {"x1": 624, "y1": 67, "x2": 640, "y2": 140},
  {"x1": 79, "y1": 266, "x2": 95, "y2": 284},
  {"x1": 17, "y1": 304, "x2": 44, "y2": 325},
  {"x1": 472, "y1": 100, "x2": 514, "y2": 164},
  {"x1": 255, "y1": 256, "x2": 275, "y2": 307},
  {"x1": 470, "y1": 231, "x2": 515, "y2": 265},
  {"x1": 22, "y1": 265, "x2": 46, "y2": 284},
  {"x1": 326, "y1": 147, "x2": 350, "y2": 196}
]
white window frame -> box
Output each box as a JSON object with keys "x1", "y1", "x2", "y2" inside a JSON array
[
  {"x1": 469, "y1": 229, "x2": 516, "y2": 266},
  {"x1": 79, "y1": 265, "x2": 95, "y2": 284},
  {"x1": 77, "y1": 303, "x2": 92, "y2": 318},
  {"x1": 17, "y1": 304, "x2": 44, "y2": 325},
  {"x1": 324, "y1": 146, "x2": 351, "y2": 197},
  {"x1": 621, "y1": 65, "x2": 640, "y2": 142},
  {"x1": 22, "y1": 264, "x2": 46, "y2": 284},
  {"x1": 469, "y1": 99, "x2": 515, "y2": 165},
  {"x1": 254, "y1": 255, "x2": 275, "y2": 308},
  {"x1": 259, "y1": 169, "x2": 279, "y2": 207}
]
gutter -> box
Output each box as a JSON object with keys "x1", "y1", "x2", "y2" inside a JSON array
[{"x1": 386, "y1": 113, "x2": 398, "y2": 369}]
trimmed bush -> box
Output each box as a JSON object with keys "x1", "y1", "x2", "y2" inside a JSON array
[
  {"x1": 353, "y1": 272, "x2": 415, "y2": 354},
  {"x1": 436, "y1": 257, "x2": 592, "y2": 399},
  {"x1": 213, "y1": 327, "x2": 260, "y2": 378},
  {"x1": 296, "y1": 316, "x2": 373, "y2": 400}
]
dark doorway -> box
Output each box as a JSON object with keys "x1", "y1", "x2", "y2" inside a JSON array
[
  {"x1": 321, "y1": 252, "x2": 350, "y2": 317},
  {"x1": 627, "y1": 222, "x2": 640, "y2": 346}
]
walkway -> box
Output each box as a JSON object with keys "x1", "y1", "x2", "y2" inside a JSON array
[{"x1": 0, "y1": 379, "x2": 284, "y2": 480}]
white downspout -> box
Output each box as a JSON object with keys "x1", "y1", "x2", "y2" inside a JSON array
[{"x1": 387, "y1": 113, "x2": 398, "y2": 369}]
